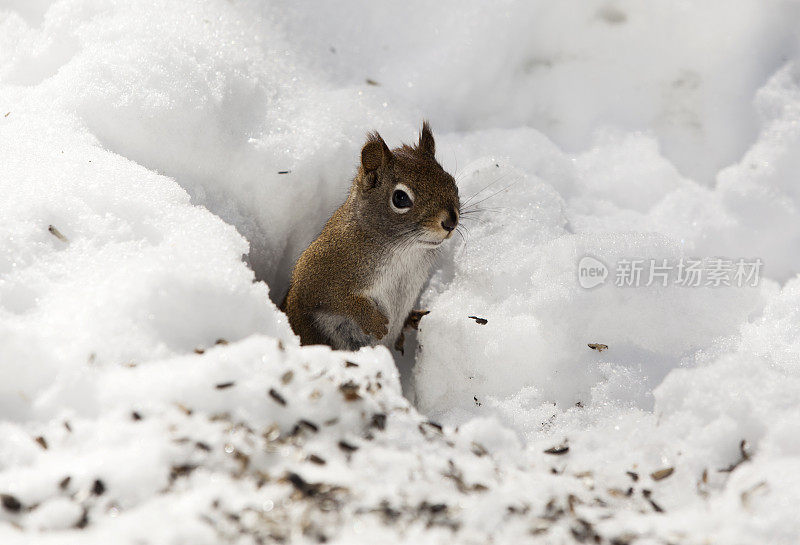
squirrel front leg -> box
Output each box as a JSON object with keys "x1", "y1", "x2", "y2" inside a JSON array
[{"x1": 342, "y1": 295, "x2": 389, "y2": 340}]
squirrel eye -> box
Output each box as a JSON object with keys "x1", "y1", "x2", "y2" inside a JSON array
[{"x1": 391, "y1": 189, "x2": 413, "y2": 211}]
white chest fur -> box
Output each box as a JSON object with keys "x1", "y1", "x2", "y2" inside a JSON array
[{"x1": 365, "y1": 245, "x2": 435, "y2": 346}]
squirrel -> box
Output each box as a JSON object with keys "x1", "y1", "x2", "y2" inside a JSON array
[{"x1": 282, "y1": 122, "x2": 459, "y2": 352}]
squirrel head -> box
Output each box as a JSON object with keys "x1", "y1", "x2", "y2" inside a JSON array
[{"x1": 353, "y1": 121, "x2": 459, "y2": 248}]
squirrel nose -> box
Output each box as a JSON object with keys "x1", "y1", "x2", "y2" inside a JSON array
[{"x1": 441, "y1": 210, "x2": 458, "y2": 232}]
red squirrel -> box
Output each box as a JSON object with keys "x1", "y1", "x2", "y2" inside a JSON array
[{"x1": 283, "y1": 122, "x2": 459, "y2": 351}]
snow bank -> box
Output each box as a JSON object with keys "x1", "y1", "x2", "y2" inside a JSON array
[
  {"x1": 270, "y1": 0, "x2": 798, "y2": 182},
  {"x1": 0, "y1": 110, "x2": 293, "y2": 422},
  {"x1": 3, "y1": 0, "x2": 800, "y2": 543}
]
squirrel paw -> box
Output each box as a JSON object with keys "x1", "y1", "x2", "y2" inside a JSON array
[
  {"x1": 362, "y1": 312, "x2": 389, "y2": 340},
  {"x1": 404, "y1": 309, "x2": 430, "y2": 331}
]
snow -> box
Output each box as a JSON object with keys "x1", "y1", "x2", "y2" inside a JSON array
[{"x1": 2, "y1": 1, "x2": 800, "y2": 543}]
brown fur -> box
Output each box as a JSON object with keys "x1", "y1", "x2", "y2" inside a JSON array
[{"x1": 282, "y1": 121, "x2": 459, "y2": 350}]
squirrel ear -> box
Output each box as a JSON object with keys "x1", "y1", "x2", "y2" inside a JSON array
[
  {"x1": 361, "y1": 132, "x2": 393, "y2": 173},
  {"x1": 418, "y1": 120, "x2": 435, "y2": 157}
]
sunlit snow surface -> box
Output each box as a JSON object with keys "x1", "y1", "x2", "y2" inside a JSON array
[{"x1": 2, "y1": 1, "x2": 800, "y2": 543}]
